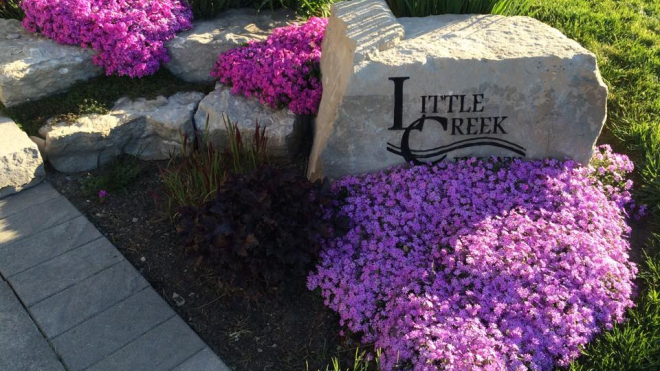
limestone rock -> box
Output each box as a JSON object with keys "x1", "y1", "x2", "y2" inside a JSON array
[
  {"x1": 41, "y1": 92, "x2": 205, "y2": 173},
  {"x1": 166, "y1": 9, "x2": 296, "y2": 83},
  {"x1": 0, "y1": 116, "x2": 45, "y2": 199},
  {"x1": 308, "y1": 0, "x2": 608, "y2": 180},
  {"x1": 0, "y1": 19, "x2": 102, "y2": 108},
  {"x1": 194, "y1": 84, "x2": 304, "y2": 159},
  {"x1": 29, "y1": 136, "x2": 47, "y2": 161}
]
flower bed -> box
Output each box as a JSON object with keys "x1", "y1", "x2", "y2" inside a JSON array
[
  {"x1": 309, "y1": 146, "x2": 640, "y2": 371},
  {"x1": 21, "y1": 0, "x2": 193, "y2": 77},
  {"x1": 211, "y1": 17, "x2": 327, "y2": 115}
]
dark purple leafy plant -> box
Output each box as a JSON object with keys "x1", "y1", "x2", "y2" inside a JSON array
[{"x1": 177, "y1": 166, "x2": 339, "y2": 285}]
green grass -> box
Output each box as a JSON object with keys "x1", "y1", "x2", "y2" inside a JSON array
[
  {"x1": 82, "y1": 155, "x2": 144, "y2": 196},
  {"x1": 0, "y1": 0, "x2": 23, "y2": 20},
  {"x1": 0, "y1": 69, "x2": 212, "y2": 137},
  {"x1": 308, "y1": 349, "x2": 382, "y2": 371}
]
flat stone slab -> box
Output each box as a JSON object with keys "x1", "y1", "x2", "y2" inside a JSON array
[
  {"x1": 0, "y1": 180, "x2": 59, "y2": 220},
  {"x1": 86, "y1": 316, "x2": 205, "y2": 371},
  {"x1": 0, "y1": 19, "x2": 102, "y2": 107},
  {"x1": 0, "y1": 196, "x2": 79, "y2": 248},
  {"x1": 8, "y1": 237, "x2": 122, "y2": 306},
  {"x1": 29, "y1": 260, "x2": 149, "y2": 338},
  {"x1": 0, "y1": 279, "x2": 66, "y2": 371},
  {"x1": 173, "y1": 347, "x2": 231, "y2": 371},
  {"x1": 0, "y1": 183, "x2": 231, "y2": 371},
  {"x1": 51, "y1": 288, "x2": 175, "y2": 371},
  {"x1": 40, "y1": 92, "x2": 205, "y2": 173},
  {"x1": 0, "y1": 215, "x2": 102, "y2": 277},
  {"x1": 166, "y1": 8, "x2": 296, "y2": 83},
  {"x1": 195, "y1": 83, "x2": 304, "y2": 159},
  {"x1": 308, "y1": 0, "x2": 608, "y2": 179},
  {"x1": 0, "y1": 115, "x2": 45, "y2": 199}
]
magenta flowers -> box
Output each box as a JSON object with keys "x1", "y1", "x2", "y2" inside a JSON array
[
  {"x1": 309, "y1": 146, "x2": 639, "y2": 371},
  {"x1": 21, "y1": 0, "x2": 193, "y2": 77},
  {"x1": 211, "y1": 17, "x2": 327, "y2": 115}
]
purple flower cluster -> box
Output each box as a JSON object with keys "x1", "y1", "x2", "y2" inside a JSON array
[
  {"x1": 309, "y1": 146, "x2": 639, "y2": 371},
  {"x1": 21, "y1": 0, "x2": 192, "y2": 77},
  {"x1": 211, "y1": 17, "x2": 327, "y2": 115}
]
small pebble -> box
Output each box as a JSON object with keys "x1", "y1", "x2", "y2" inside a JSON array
[
  {"x1": 257, "y1": 348, "x2": 263, "y2": 353},
  {"x1": 86, "y1": 200, "x2": 91, "y2": 203},
  {"x1": 132, "y1": 218, "x2": 138, "y2": 223},
  {"x1": 95, "y1": 213, "x2": 102, "y2": 217},
  {"x1": 172, "y1": 292, "x2": 186, "y2": 307},
  {"x1": 140, "y1": 256, "x2": 146, "y2": 263}
]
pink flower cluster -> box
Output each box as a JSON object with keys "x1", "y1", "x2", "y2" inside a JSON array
[
  {"x1": 21, "y1": 0, "x2": 192, "y2": 77},
  {"x1": 309, "y1": 147, "x2": 639, "y2": 371},
  {"x1": 211, "y1": 17, "x2": 327, "y2": 115}
]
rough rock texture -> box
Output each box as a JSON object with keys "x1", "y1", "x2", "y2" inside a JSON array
[
  {"x1": 0, "y1": 116, "x2": 45, "y2": 199},
  {"x1": 307, "y1": 0, "x2": 608, "y2": 180},
  {"x1": 40, "y1": 92, "x2": 205, "y2": 173},
  {"x1": 166, "y1": 9, "x2": 296, "y2": 83},
  {"x1": 0, "y1": 19, "x2": 102, "y2": 108},
  {"x1": 194, "y1": 83, "x2": 304, "y2": 159}
]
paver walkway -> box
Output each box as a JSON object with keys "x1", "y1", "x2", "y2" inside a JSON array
[{"x1": 0, "y1": 182, "x2": 230, "y2": 371}]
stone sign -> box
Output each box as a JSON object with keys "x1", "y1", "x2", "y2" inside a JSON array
[{"x1": 307, "y1": 0, "x2": 608, "y2": 180}]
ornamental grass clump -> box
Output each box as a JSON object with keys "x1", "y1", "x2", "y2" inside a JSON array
[
  {"x1": 0, "y1": 0, "x2": 23, "y2": 20},
  {"x1": 211, "y1": 17, "x2": 327, "y2": 115},
  {"x1": 309, "y1": 146, "x2": 640, "y2": 371},
  {"x1": 21, "y1": 0, "x2": 193, "y2": 77}
]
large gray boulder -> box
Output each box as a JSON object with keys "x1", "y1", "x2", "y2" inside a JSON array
[
  {"x1": 0, "y1": 19, "x2": 102, "y2": 108},
  {"x1": 0, "y1": 116, "x2": 45, "y2": 199},
  {"x1": 307, "y1": 0, "x2": 608, "y2": 180},
  {"x1": 165, "y1": 9, "x2": 296, "y2": 84},
  {"x1": 40, "y1": 92, "x2": 205, "y2": 173},
  {"x1": 194, "y1": 84, "x2": 304, "y2": 159}
]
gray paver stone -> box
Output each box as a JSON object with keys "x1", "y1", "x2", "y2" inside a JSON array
[
  {"x1": 0, "y1": 182, "x2": 60, "y2": 220},
  {"x1": 0, "y1": 280, "x2": 66, "y2": 371},
  {"x1": 51, "y1": 288, "x2": 175, "y2": 371},
  {"x1": 0, "y1": 196, "x2": 79, "y2": 248},
  {"x1": 173, "y1": 347, "x2": 231, "y2": 371},
  {"x1": 29, "y1": 260, "x2": 149, "y2": 338},
  {"x1": 86, "y1": 316, "x2": 205, "y2": 371},
  {"x1": 8, "y1": 237, "x2": 122, "y2": 306},
  {"x1": 0, "y1": 215, "x2": 102, "y2": 277}
]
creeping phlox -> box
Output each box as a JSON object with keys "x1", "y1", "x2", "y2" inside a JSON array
[
  {"x1": 309, "y1": 146, "x2": 639, "y2": 371},
  {"x1": 21, "y1": 0, "x2": 193, "y2": 77},
  {"x1": 211, "y1": 17, "x2": 327, "y2": 115}
]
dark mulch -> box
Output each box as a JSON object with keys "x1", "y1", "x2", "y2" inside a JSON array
[{"x1": 47, "y1": 161, "x2": 356, "y2": 371}]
